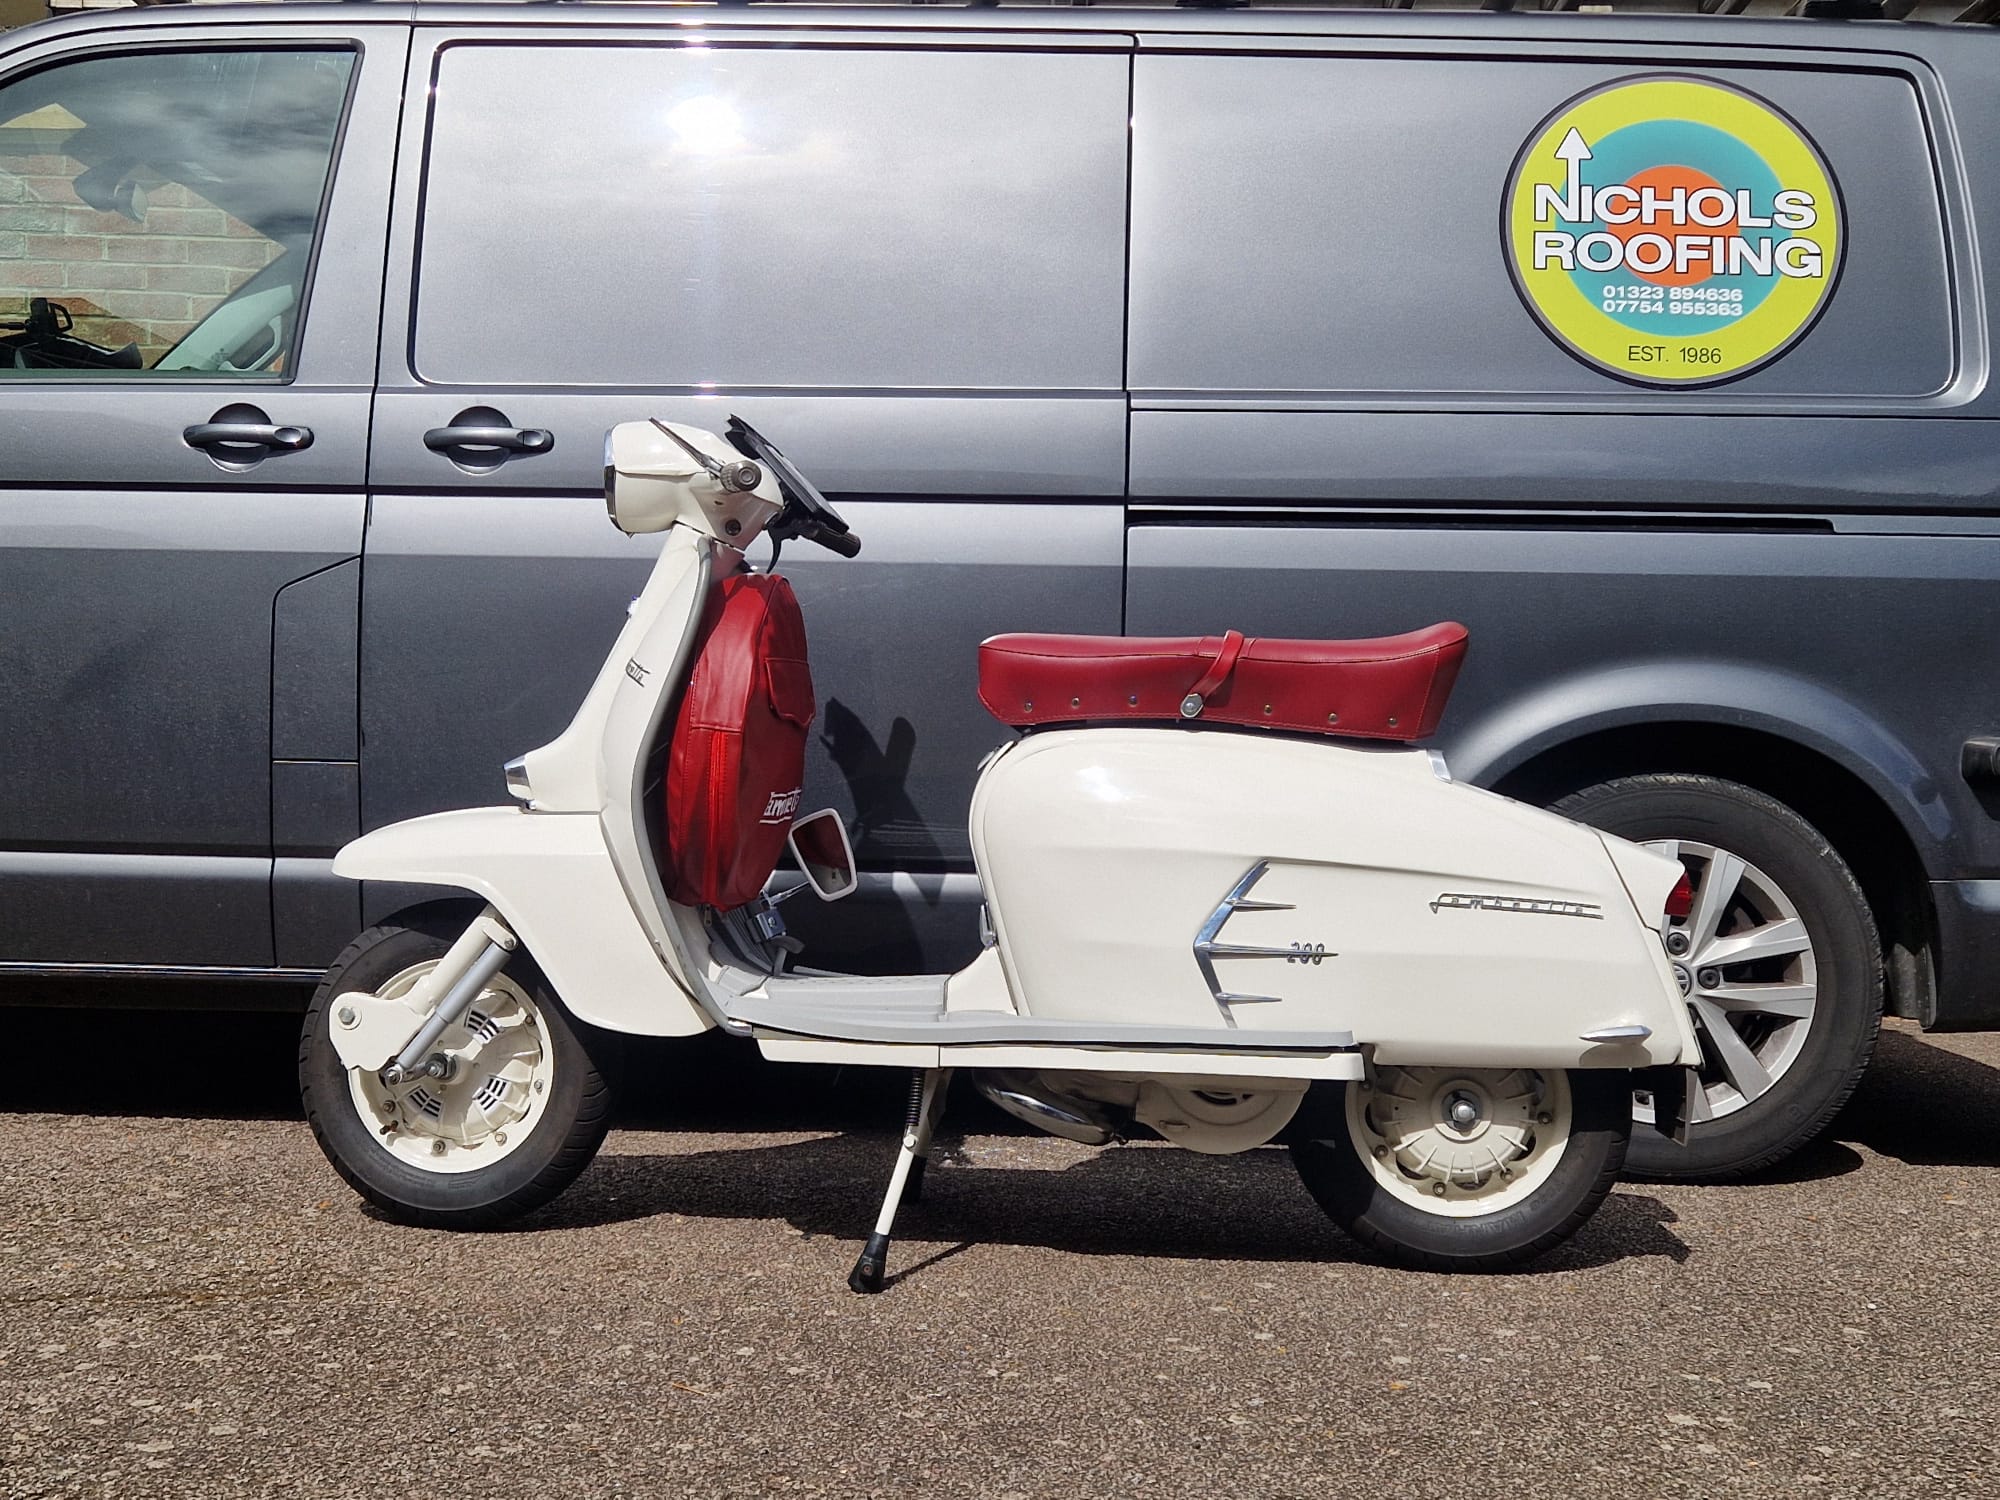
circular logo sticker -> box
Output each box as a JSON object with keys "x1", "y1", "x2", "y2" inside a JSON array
[{"x1": 1504, "y1": 76, "x2": 1843, "y2": 388}]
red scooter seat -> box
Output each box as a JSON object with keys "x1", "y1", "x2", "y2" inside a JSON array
[{"x1": 977, "y1": 623, "x2": 1468, "y2": 742}]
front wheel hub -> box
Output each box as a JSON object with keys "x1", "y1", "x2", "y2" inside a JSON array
[{"x1": 346, "y1": 961, "x2": 554, "y2": 1174}]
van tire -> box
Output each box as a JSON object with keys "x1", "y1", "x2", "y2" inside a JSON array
[
  {"x1": 1551, "y1": 775, "x2": 1881, "y2": 1182},
  {"x1": 300, "y1": 903, "x2": 620, "y2": 1229}
]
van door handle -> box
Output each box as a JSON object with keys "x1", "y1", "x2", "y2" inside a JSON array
[
  {"x1": 423, "y1": 424, "x2": 554, "y2": 456},
  {"x1": 183, "y1": 419, "x2": 314, "y2": 455}
]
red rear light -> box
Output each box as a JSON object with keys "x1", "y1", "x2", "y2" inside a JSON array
[{"x1": 1664, "y1": 870, "x2": 1694, "y2": 921}]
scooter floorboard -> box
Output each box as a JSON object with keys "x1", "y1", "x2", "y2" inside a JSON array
[{"x1": 729, "y1": 972, "x2": 1358, "y2": 1053}]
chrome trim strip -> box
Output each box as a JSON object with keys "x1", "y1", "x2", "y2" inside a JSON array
[
  {"x1": 1193, "y1": 861, "x2": 1309, "y2": 1026},
  {"x1": 0, "y1": 962, "x2": 323, "y2": 982},
  {"x1": 1203, "y1": 941, "x2": 1310, "y2": 960},
  {"x1": 1580, "y1": 1023, "x2": 1654, "y2": 1044}
]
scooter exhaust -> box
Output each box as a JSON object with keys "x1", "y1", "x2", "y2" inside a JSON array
[{"x1": 972, "y1": 1071, "x2": 1118, "y2": 1146}]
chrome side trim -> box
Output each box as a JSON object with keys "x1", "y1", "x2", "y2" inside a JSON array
[
  {"x1": 1193, "y1": 860, "x2": 1305, "y2": 1027},
  {"x1": 0, "y1": 962, "x2": 323, "y2": 983},
  {"x1": 1580, "y1": 1023, "x2": 1654, "y2": 1044},
  {"x1": 503, "y1": 755, "x2": 532, "y2": 805}
]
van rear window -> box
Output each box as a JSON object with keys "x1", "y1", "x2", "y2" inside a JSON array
[
  {"x1": 413, "y1": 43, "x2": 1128, "y2": 392},
  {"x1": 1129, "y1": 55, "x2": 1953, "y2": 402}
]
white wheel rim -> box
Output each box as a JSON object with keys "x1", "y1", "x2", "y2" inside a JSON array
[
  {"x1": 1638, "y1": 839, "x2": 1818, "y2": 1127},
  {"x1": 1346, "y1": 1066, "x2": 1571, "y2": 1218},
  {"x1": 343, "y1": 961, "x2": 555, "y2": 1175}
]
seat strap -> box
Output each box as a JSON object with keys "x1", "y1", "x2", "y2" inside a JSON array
[{"x1": 1179, "y1": 630, "x2": 1247, "y2": 719}]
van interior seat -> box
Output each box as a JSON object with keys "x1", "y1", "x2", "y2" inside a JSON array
[{"x1": 977, "y1": 624, "x2": 1469, "y2": 743}]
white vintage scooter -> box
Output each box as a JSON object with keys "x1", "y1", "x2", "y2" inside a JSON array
[{"x1": 301, "y1": 417, "x2": 1701, "y2": 1286}]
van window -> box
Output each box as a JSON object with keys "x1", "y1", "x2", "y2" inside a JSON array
[
  {"x1": 0, "y1": 48, "x2": 354, "y2": 377},
  {"x1": 1129, "y1": 55, "x2": 1952, "y2": 400},
  {"x1": 413, "y1": 44, "x2": 1128, "y2": 390}
]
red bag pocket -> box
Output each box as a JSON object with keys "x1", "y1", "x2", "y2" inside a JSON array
[{"x1": 764, "y1": 657, "x2": 816, "y2": 730}]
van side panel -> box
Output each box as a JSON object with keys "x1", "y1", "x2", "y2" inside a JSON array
[
  {"x1": 1130, "y1": 52, "x2": 1956, "y2": 403},
  {"x1": 1126, "y1": 35, "x2": 2000, "y2": 1028}
]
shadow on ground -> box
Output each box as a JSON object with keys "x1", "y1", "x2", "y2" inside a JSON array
[
  {"x1": 1833, "y1": 1025, "x2": 2000, "y2": 1169},
  {"x1": 500, "y1": 1129, "x2": 1692, "y2": 1275},
  {"x1": 3, "y1": 997, "x2": 1993, "y2": 1275},
  {"x1": 5, "y1": 994, "x2": 1702, "y2": 1272}
]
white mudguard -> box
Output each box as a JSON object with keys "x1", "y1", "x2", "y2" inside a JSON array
[
  {"x1": 973, "y1": 729, "x2": 1699, "y2": 1070},
  {"x1": 331, "y1": 807, "x2": 711, "y2": 1038}
]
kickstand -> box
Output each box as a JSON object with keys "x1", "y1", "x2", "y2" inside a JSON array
[{"x1": 848, "y1": 1068, "x2": 951, "y2": 1294}]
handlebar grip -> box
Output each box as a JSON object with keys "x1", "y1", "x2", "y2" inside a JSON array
[{"x1": 819, "y1": 527, "x2": 862, "y2": 559}]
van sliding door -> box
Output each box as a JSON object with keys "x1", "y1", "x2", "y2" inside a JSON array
[
  {"x1": 364, "y1": 29, "x2": 1133, "y2": 971},
  {"x1": 1123, "y1": 42, "x2": 1985, "y2": 800}
]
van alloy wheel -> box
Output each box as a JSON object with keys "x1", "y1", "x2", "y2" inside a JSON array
[
  {"x1": 1550, "y1": 775, "x2": 1881, "y2": 1183},
  {"x1": 1638, "y1": 840, "x2": 1817, "y2": 1127},
  {"x1": 344, "y1": 961, "x2": 556, "y2": 1175}
]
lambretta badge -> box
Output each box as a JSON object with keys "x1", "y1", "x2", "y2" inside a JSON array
[
  {"x1": 624, "y1": 659, "x2": 649, "y2": 686},
  {"x1": 1431, "y1": 892, "x2": 1604, "y2": 920},
  {"x1": 760, "y1": 788, "x2": 801, "y2": 825}
]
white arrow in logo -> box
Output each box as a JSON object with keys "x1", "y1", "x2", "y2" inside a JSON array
[{"x1": 1534, "y1": 126, "x2": 1595, "y2": 225}]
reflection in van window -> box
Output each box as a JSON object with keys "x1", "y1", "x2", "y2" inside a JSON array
[
  {"x1": 414, "y1": 45, "x2": 1128, "y2": 391},
  {"x1": 0, "y1": 49, "x2": 353, "y2": 376}
]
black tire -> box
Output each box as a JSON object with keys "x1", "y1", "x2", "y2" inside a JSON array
[
  {"x1": 299, "y1": 902, "x2": 619, "y2": 1229},
  {"x1": 1551, "y1": 774, "x2": 1882, "y2": 1182},
  {"x1": 1291, "y1": 1069, "x2": 1630, "y2": 1271}
]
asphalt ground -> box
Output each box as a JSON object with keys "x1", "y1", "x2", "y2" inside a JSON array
[{"x1": 3, "y1": 1003, "x2": 1997, "y2": 1499}]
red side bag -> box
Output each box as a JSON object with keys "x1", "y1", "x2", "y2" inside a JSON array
[{"x1": 663, "y1": 572, "x2": 816, "y2": 911}]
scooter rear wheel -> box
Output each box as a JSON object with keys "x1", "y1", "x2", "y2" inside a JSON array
[
  {"x1": 1290, "y1": 1066, "x2": 1629, "y2": 1271},
  {"x1": 299, "y1": 903, "x2": 619, "y2": 1230}
]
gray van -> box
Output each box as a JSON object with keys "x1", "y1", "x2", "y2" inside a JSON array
[{"x1": 2, "y1": 0, "x2": 1996, "y2": 1182}]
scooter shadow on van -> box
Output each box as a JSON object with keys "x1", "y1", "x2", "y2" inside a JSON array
[{"x1": 816, "y1": 701, "x2": 947, "y2": 878}]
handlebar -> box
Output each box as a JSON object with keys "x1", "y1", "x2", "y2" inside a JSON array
[{"x1": 815, "y1": 526, "x2": 862, "y2": 559}]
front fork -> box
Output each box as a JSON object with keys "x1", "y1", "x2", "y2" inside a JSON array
[{"x1": 328, "y1": 907, "x2": 519, "y2": 1081}]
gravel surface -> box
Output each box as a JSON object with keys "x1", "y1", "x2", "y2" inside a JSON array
[{"x1": 2, "y1": 1008, "x2": 1996, "y2": 1499}]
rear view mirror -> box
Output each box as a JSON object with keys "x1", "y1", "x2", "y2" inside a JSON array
[{"x1": 787, "y1": 809, "x2": 858, "y2": 902}]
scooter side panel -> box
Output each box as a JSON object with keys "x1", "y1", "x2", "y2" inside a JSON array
[
  {"x1": 971, "y1": 729, "x2": 1693, "y2": 1069},
  {"x1": 332, "y1": 807, "x2": 711, "y2": 1037}
]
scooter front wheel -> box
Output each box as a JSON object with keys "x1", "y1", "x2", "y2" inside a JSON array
[
  {"x1": 299, "y1": 903, "x2": 619, "y2": 1230},
  {"x1": 1290, "y1": 1066, "x2": 1630, "y2": 1271}
]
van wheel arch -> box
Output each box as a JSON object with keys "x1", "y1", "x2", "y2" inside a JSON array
[{"x1": 1491, "y1": 720, "x2": 1933, "y2": 1026}]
